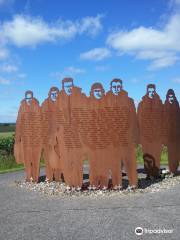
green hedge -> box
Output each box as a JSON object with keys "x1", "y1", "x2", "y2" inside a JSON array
[{"x1": 0, "y1": 135, "x2": 15, "y2": 155}]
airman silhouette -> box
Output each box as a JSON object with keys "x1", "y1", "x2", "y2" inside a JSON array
[
  {"x1": 83, "y1": 82, "x2": 111, "y2": 188},
  {"x1": 163, "y1": 89, "x2": 180, "y2": 174},
  {"x1": 105, "y1": 79, "x2": 138, "y2": 188},
  {"x1": 41, "y1": 87, "x2": 62, "y2": 181},
  {"x1": 51, "y1": 78, "x2": 87, "y2": 187},
  {"x1": 14, "y1": 91, "x2": 42, "y2": 182},
  {"x1": 137, "y1": 84, "x2": 163, "y2": 178}
]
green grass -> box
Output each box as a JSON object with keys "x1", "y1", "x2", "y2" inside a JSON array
[
  {"x1": 0, "y1": 154, "x2": 45, "y2": 174},
  {"x1": 0, "y1": 163, "x2": 45, "y2": 174},
  {"x1": 0, "y1": 155, "x2": 23, "y2": 173},
  {"x1": 0, "y1": 166, "x2": 25, "y2": 174}
]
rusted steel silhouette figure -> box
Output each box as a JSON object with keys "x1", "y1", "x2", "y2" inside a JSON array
[
  {"x1": 41, "y1": 87, "x2": 62, "y2": 181},
  {"x1": 137, "y1": 84, "x2": 163, "y2": 178},
  {"x1": 14, "y1": 91, "x2": 42, "y2": 182},
  {"x1": 83, "y1": 82, "x2": 111, "y2": 188},
  {"x1": 51, "y1": 78, "x2": 87, "y2": 187},
  {"x1": 105, "y1": 79, "x2": 138, "y2": 187},
  {"x1": 163, "y1": 89, "x2": 180, "y2": 174}
]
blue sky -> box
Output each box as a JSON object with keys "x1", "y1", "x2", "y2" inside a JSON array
[{"x1": 0, "y1": 0, "x2": 180, "y2": 122}]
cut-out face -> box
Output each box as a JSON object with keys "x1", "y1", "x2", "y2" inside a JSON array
[
  {"x1": 93, "y1": 88, "x2": 103, "y2": 99},
  {"x1": 167, "y1": 90, "x2": 175, "y2": 104},
  {"x1": 168, "y1": 94, "x2": 174, "y2": 104},
  {"x1": 25, "y1": 92, "x2": 33, "y2": 105},
  {"x1": 111, "y1": 81, "x2": 122, "y2": 95},
  {"x1": 50, "y1": 89, "x2": 58, "y2": 102},
  {"x1": 90, "y1": 82, "x2": 105, "y2": 100},
  {"x1": 64, "y1": 81, "x2": 73, "y2": 95},
  {"x1": 147, "y1": 87, "x2": 155, "y2": 99}
]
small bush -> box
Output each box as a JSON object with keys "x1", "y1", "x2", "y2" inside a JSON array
[{"x1": 0, "y1": 135, "x2": 15, "y2": 155}]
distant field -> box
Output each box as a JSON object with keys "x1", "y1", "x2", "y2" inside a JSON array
[
  {"x1": 0, "y1": 123, "x2": 16, "y2": 133},
  {"x1": 0, "y1": 132, "x2": 15, "y2": 137},
  {"x1": 0, "y1": 123, "x2": 15, "y2": 137}
]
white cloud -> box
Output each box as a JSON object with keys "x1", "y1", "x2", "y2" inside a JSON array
[
  {"x1": 0, "y1": 0, "x2": 14, "y2": 7},
  {"x1": 1, "y1": 14, "x2": 103, "y2": 47},
  {"x1": 107, "y1": 13, "x2": 180, "y2": 69},
  {"x1": 0, "y1": 63, "x2": 18, "y2": 73},
  {"x1": 64, "y1": 66, "x2": 85, "y2": 74},
  {"x1": 173, "y1": 0, "x2": 180, "y2": 4},
  {"x1": 95, "y1": 65, "x2": 110, "y2": 71},
  {"x1": 173, "y1": 77, "x2": 180, "y2": 83},
  {"x1": 17, "y1": 73, "x2": 27, "y2": 79},
  {"x1": 131, "y1": 78, "x2": 139, "y2": 84},
  {"x1": 0, "y1": 46, "x2": 9, "y2": 60},
  {"x1": 80, "y1": 48, "x2": 111, "y2": 61},
  {"x1": 78, "y1": 15, "x2": 103, "y2": 36},
  {"x1": 136, "y1": 50, "x2": 179, "y2": 70},
  {"x1": 0, "y1": 0, "x2": 5, "y2": 5},
  {"x1": 0, "y1": 77, "x2": 10, "y2": 85},
  {"x1": 169, "y1": 0, "x2": 180, "y2": 7},
  {"x1": 0, "y1": 29, "x2": 9, "y2": 60},
  {"x1": 51, "y1": 66, "x2": 85, "y2": 79},
  {"x1": 148, "y1": 54, "x2": 179, "y2": 70}
]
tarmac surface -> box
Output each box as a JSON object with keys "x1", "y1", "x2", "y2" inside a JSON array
[{"x1": 0, "y1": 169, "x2": 180, "y2": 240}]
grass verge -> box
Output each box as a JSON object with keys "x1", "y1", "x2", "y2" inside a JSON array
[{"x1": 0, "y1": 154, "x2": 45, "y2": 174}]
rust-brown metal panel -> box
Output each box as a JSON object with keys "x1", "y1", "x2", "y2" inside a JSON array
[
  {"x1": 52, "y1": 79, "x2": 87, "y2": 187},
  {"x1": 104, "y1": 88, "x2": 138, "y2": 187},
  {"x1": 41, "y1": 87, "x2": 62, "y2": 181},
  {"x1": 137, "y1": 84, "x2": 163, "y2": 177},
  {"x1": 163, "y1": 89, "x2": 180, "y2": 174},
  {"x1": 14, "y1": 91, "x2": 42, "y2": 182}
]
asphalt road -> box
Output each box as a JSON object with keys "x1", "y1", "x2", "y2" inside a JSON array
[{"x1": 0, "y1": 170, "x2": 180, "y2": 240}]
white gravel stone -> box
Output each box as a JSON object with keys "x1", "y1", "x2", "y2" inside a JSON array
[{"x1": 15, "y1": 173, "x2": 180, "y2": 198}]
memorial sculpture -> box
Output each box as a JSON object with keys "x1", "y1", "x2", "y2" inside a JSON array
[
  {"x1": 14, "y1": 91, "x2": 42, "y2": 182},
  {"x1": 163, "y1": 89, "x2": 180, "y2": 174},
  {"x1": 41, "y1": 87, "x2": 62, "y2": 181},
  {"x1": 14, "y1": 79, "x2": 179, "y2": 188},
  {"x1": 137, "y1": 84, "x2": 163, "y2": 178}
]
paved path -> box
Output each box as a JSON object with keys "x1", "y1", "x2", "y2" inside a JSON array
[{"x1": 0, "y1": 170, "x2": 180, "y2": 240}]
